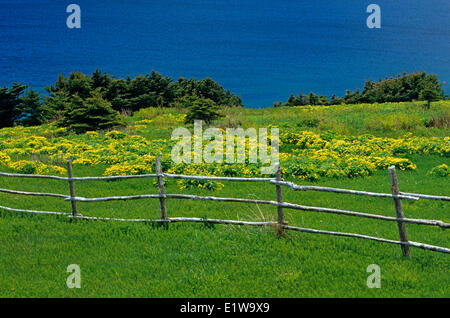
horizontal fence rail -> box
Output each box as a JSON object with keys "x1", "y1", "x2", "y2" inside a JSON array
[
  {"x1": 0, "y1": 171, "x2": 69, "y2": 181},
  {"x1": 0, "y1": 187, "x2": 70, "y2": 199},
  {"x1": 64, "y1": 194, "x2": 450, "y2": 229},
  {"x1": 270, "y1": 180, "x2": 420, "y2": 201},
  {"x1": 0, "y1": 204, "x2": 69, "y2": 216},
  {"x1": 69, "y1": 174, "x2": 159, "y2": 181},
  {"x1": 162, "y1": 173, "x2": 274, "y2": 182},
  {"x1": 0, "y1": 158, "x2": 448, "y2": 257},
  {"x1": 399, "y1": 192, "x2": 450, "y2": 202}
]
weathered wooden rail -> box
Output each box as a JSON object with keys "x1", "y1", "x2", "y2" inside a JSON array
[{"x1": 0, "y1": 157, "x2": 449, "y2": 257}]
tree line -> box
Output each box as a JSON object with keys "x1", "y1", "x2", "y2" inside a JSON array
[
  {"x1": 275, "y1": 72, "x2": 446, "y2": 108},
  {"x1": 0, "y1": 70, "x2": 242, "y2": 132},
  {"x1": 1, "y1": 71, "x2": 446, "y2": 133}
]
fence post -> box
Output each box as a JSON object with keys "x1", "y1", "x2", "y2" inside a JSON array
[
  {"x1": 388, "y1": 166, "x2": 411, "y2": 259},
  {"x1": 156, "y1": 156, "x2": 168, "y2": 227},
  {"x1": 67, "y1": 160, "x2": 78, "y2": 217},
  {"x1": 275, "y1": 162, "x2": 285, "y2": 236}
]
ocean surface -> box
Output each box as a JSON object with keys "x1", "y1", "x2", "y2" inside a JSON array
[{"x1": 0, "y1": 0, "x2": 449, "y2": 108}]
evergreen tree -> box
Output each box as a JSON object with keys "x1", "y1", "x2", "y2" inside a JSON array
[
  {"x1": 59, "y1": 93, "x2": 123, "y2": 133},
  {"x1": 308, "y1": 92, "x2": 319, "y2": 105},
  {"x1": 45, "y1": 73, "x2": 66, "y2": 95},
  {"x1": 286, "y1": 93, "x2": 296, "y2": 106},
  {"x1": 419, "y1": 82, "x2": 442, "y2": 109},
  {"x1": 66, "y1": 71, "x2": 93, "y2": 99},
  {"x1": 16, "y1": 89, "x2": 43, "y2": 126},
  {"x1": 91, "y1": 69, "x2": 112, "y2": 92},
  {"x1": 318, "y1": 95, "x2": 329, "y2": 105},
  {"x1": 0, "y1": 83, "x2": 27, "y2": 128},
  {"x1": 42, "y1": 91, "x2": 69, "y2": 121},
  {"x1": 330, "y1": 94, "x2": 342, "y2": 105},
  {"x1": 184, "y1": 98, "x2": 223, "y2": 124}
]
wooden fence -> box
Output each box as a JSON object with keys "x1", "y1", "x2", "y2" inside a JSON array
[{"x1": 0, "y1": 157, "x2": 449, "y2": 258}]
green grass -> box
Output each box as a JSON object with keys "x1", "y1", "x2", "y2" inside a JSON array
[
  {"x1": 216, "y1": 101, "x2": 450, "y2": 137},
  {"x1": 0, "y1": 155, "x2": 448, "y2": 297},
  {"x1": 0, "y1": 101, "x2": 449, "y2": 297},
  {"x1": 122, "y1": 101, "x2": 450, "y2": 141}
]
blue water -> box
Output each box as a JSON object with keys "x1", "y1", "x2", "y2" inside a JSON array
[{"x1": 1, "y1": 0, "x2": 449, "y2": 107}]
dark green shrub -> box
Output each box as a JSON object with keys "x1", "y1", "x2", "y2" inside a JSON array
[
  {"x1": 59, "y1": 93, "x2": 123, "y2": 133},
  {"x1": 184, "y1": 98, "x2": 223, "y2": 124}
]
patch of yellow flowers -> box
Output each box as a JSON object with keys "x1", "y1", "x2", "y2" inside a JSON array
[{"x1": 0, "y1": 123, "x2": 448, "y2": 190}]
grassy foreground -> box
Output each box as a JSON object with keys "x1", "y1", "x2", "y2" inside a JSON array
[{"x1": 0, "y1": 102, "x2": 449, "y2": 297}]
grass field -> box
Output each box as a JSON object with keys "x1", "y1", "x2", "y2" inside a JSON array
[{"x1": 0, "y1": 101, "x2": 449, "y2": 297}]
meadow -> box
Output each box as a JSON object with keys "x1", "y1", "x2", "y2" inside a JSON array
[{"x1": 0, "y1": 101, "x2": 449, "y2": 297}]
